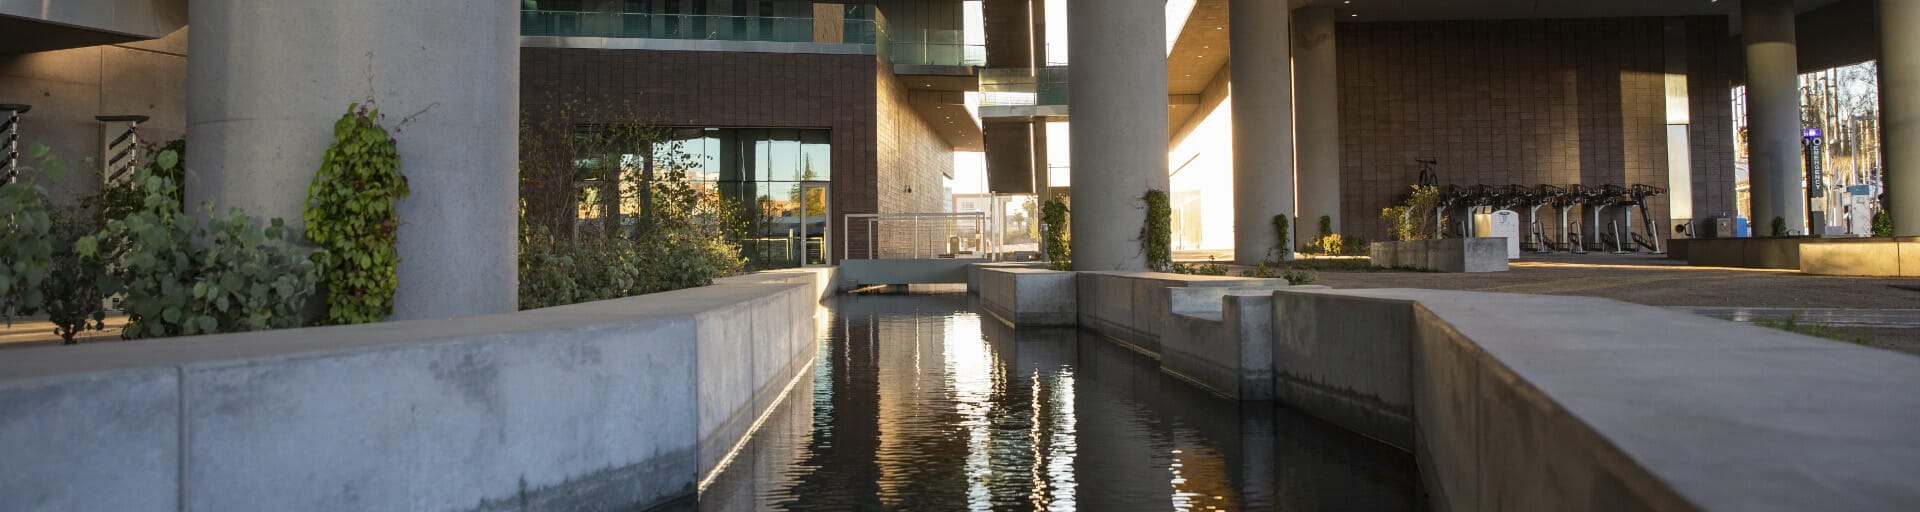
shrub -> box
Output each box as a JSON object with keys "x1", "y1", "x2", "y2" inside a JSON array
[
  {"x1": 1240, "y1": 260, "x2": 1318, "y2": 285},
  {"x1": 1271, "y1": 214, "x2": 1292, "y2": 261},
  {"x1": 45, "y1": 208, "x2": 119, "y2": 343},
  {"x1": 1169, "y1": 257, "x2": 1229, "y2": 276},
  {"x1": 305, "y1": 103, "x2": 409, "y2": 325},
  {"x1": 1142, "y1": 189, "x2": 1172, "y2": 271},
  {"x1": 0, "y1": 145, "x2": 61, "y2": 324},
  {"x1": 1771, "y1": 216, "x2": 1788, "y2": 237},
  {"x1": 1042, "y1": 196, "x2": 1071, "y2": 270},
  {"x1": 81, "y1": 153, "x2": 324, "y2": 338},
  {"x1": 1873, "y1": 209, "x2": 1894, "y2": 238},
  {"x1": 1381, "y1": 185, "x2": 1442, "y2": 241}
]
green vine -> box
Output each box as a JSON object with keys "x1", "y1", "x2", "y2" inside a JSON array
[
  {"x1": 1770, "y1": 216, "x2": 1788, "y2": 237},
  {"x1": 1271, "y1": 214, "x2": 1292, "y2": 260},
  {"x1": 305, "y1": 103, "x2": 409, "y2": 325},
  {"x1": 1873, "y1": 209, "x2": 1893, "y2": 238},
  {"x1": 1041, "y1": 195, "x2": 1071, "y2": 271},
  {"x1": 1141, "y1": 189, "x2": 1172, "y2": 272}
]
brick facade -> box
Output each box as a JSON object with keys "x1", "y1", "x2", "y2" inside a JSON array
[
  {"x1": 874, "y1": 65, "x2": 957, "y2": 257},
  {"x1": 521, "y1": 47, "x2": 953, "y2": 261},
  {"x1": 1335, "y1": 18, "x2": 1737, "y2": 241}
]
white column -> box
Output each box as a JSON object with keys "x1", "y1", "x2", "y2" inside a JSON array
[
  {"x1": 187, "y1": 1, "x2": 519, "y2": 319},
  {"x1": 1293, "y1": 7, "x2": 1340, "y2": 244},
  {"x1": 1742, "y1": 0, "x2": 1806, "y2": 235},
  {"x1": 1231, "y1": 0, "x2": 1296, "y2": 264},
  {"x1": 1882, "y1": 0, "x2": 1920, "y2": 236},
  {"x1": 1067, "y1": 0, "x2": 1169, "y2": 270}
]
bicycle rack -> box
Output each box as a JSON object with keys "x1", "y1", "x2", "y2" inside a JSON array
[
  {"x1": 2, "y1": 103, "x2": 29, "y2": 186},
  {"x1": 97, "y1": 115, "x2": 149, "y2": 185}
]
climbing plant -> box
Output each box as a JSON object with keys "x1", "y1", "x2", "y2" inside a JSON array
[
  {"x1": 1141, "y1": 189, "x2": 1172, "y2": 272},
  {"x1": 1873, "y1": 209, "x2": 1894, "y2": 238},
  {"x1": 1271, "y1": 214, "x2": 1292, "y2": 261},
  {"x1": 305, "y1": 103, "x2": 409, "y2": 325},
  {"x1": 1770, "y1": 216, "x2": 1788, "y2": 237},
  {"x1": 1042, "y1": 196, "x2": 1071, "y2": 271},
  {"x1": 0, "y1": 145, "x2": 61, "y2": 324}
]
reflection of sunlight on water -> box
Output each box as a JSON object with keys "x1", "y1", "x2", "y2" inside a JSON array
[
  {"x1": 1169, "y1": 430, "x2": 1235, "y2": 511},
  {"x1": 946, "y1": 313, "x2": 995, "y2": 511},
  {"x1": 1048, "y1": 370, "x2": 1077, "y2": 510}
]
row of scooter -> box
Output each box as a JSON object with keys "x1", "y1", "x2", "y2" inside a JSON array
[{"x1": 1428, "y1": 183, "x2": 1668, "y2": 254}]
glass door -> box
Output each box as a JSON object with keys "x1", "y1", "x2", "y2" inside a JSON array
[{"x1": 800, "y1": 182, "x2": 830, "y2": 266}]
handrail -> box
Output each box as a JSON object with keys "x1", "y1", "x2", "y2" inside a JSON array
[{"x1": 842, "y1": 212, "x2": 992, "y2": 260}]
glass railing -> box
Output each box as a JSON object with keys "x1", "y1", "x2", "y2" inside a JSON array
[
  {"x1": 884, "y1": 29, "x2": 985, "y2": 67},
  {"x1": 979, "y1": 66, "x2": 1069, "y2": 107}
]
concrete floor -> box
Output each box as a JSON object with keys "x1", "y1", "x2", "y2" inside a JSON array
[{"x1": 1292, "y1": 252, "x2": 1920, "y2": 355}]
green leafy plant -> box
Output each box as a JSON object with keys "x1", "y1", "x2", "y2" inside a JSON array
[
  {"x1": 1141, "y1": 189, "x2": 1172, "y2": 271},
  {"x1": 1169, "y1": 256, "x2": 1229, "y2": 276},
  {"x1": 0, "y1": 145, "x2": 61, "y2": 324},
  {"x1": 305, "y1": 103, "x2": 409, "y2": 325},
  {"x1": 1873, "y1": 209, "x2": 1893, "y2": 238},
  {"x1": 81, "y1": 153, "x2": 324, "y2": 339},
  {"x1": 1240, "y1": 260, "x2": 1318, "y2": 285},
  {"x1": 1771, "y1": 216, "x2": 1788, "y2": 237},
  {"x1": 1381, "y1": 185, "x2": 1442, "y2": 241},
  {"x1": 93, "y1": 138, "x2": 186, "y2": 222},
  {"x1": 44, "y1": 208, "x2": 120, "y2": 343},
  {"x1": 1042, "y1": 196, "x2": 1071, "y2": 271},
  {"x1": 1271, "y1": 214, "x2": 1292, "y2": 261}
]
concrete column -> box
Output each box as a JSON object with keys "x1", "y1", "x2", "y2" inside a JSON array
[
  {"x1": 1293, "y1": 7, "x2": 1340, "y2": 244},
  {"x1": 1743, "y1": 0, "x2": 1806, "y2": 235},
  {"x1": 1882, "y1": 0, "x2": 1920, "y2": 236},
  {"x1": 1067, "y1": 0, "x2": 1169, "y2": 270},
  {"x1": 1231, "y1": 0, "x2": 1296, "y2": 264},
  {"x1": 187, "y1": 1, "x2": 518, "y2": 320}
]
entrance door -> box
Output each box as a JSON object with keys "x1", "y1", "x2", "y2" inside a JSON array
[{"x1": 800, "y1": 182, "x2": 830, "y2": 266}]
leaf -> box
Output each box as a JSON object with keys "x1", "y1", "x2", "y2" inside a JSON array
[{"x1": 157, "y1": 150, "x2": 180, "y2": 171}]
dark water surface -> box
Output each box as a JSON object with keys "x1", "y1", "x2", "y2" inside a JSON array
[{"x1": 698, "y1": 292, "x2": 1422, "y2": 511}]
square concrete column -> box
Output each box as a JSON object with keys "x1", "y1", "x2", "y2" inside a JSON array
[
  {"x1": 1743, "y1": 0, "x2": 1807, "y2": 235},
  {"x1": 1231, "y1": 0, "x2": 1297, "y2": 264},
  {"x1": 1068, "y1": 0, "x2": 1170, "y2": 270},
  {"x1": 187, "y1": 1, "x2": 519, "y2": 320},
  {"x1": 1293, "y1": 7, "x2": 1341, "y2": 244},
  {"x1": 1881, "y1": 0, "x2": 1920, "y2": 236}
]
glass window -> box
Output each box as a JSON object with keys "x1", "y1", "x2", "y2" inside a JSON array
[
  {"x1": 800, "y1": 130, "x2": 831, "y2": 181},
  {"x1": 765, "y1": 129, "x2": 802, "y2": 181}
]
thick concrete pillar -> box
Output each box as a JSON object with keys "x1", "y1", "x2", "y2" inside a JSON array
[
  {"x1": 1882, "y1": 0, "x2": 1920, "y2": 236},
  {"x1": 187, "y1": 1, "x2": 518, "y2": 320},
  {"x1": 1293, "y1": 7, "x2": 1340, "y2": 244},
  {"x1": 1231, "y1": 0, "x2": 1296, "y2": 264},
  {"x1": 1067, "y1": 0, "x2": 1169, "y2": 270},
  {"x1": 1743, "y1": 0, "x2": 1806, "y2": 235}
]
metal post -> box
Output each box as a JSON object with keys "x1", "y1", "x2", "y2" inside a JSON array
[
  {"x1": 98, "y1": 115, "x2": 149, "y2": 184},
  {"x1": 1, "y1": 104, "x2": 29, "y2": 185}
]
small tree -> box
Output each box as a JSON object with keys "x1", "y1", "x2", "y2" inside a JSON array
[
  {"x1": 1141, "y1": 189, "x2": 1172, "y2": 271},
  {"x1": 1381, "y1": 185, "x2": 1442, "y2": 241},
  {"x1": 1042, "y1": 196, "x2": 1071, "y2": 270}
]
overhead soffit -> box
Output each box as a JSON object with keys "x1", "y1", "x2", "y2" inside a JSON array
[{"x1": 1295, "y1": 0, "x2": 1840, "y2": 23}]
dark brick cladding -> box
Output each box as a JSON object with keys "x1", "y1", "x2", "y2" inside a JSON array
[
  {"x1": 1334, "y1": 17, "x2": 1737, "y2": 240},
  {"x1": 522, "y1": 47, "x2": 909, "y2": 261}
]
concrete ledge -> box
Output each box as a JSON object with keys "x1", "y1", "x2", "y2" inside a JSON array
[
  {"x1": 1077, "y1": 271, "x2": 1287, "y2": 355},
  {"x1": 1369, "y1": 239, "x2": 1508, "y2": 272},
  {"x1": 1269, "y1": 291, "x2": 1417, "y2": 451},
  {"x1": 0, "y1": 270, "x2": 830, "y2": 512},
  {"x1": 965, "y1": 261, "x2": 1049, "y2": 294},
  {"x1": 1161, "y1": 286, "x2": 1289, "y2": 400},
  {"x1": 1799, "y1": 239, "x2": 1920, "y2": 277},
  {"x1": 1277, "y1": 288, "x2": 1920, "y2": 511},
  {"x1": 837, "y1": 258, "x2": 985, "y2": 289},
  {"x1": 978, "y1": 268, "x2": 1078, "y2": 326}
]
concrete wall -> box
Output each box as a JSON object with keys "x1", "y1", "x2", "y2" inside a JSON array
[
  {"x1": 1369, "y1": 238, "x2": 1510, "y2": 272},
  {"x1": 977, "y1": 267, "x2": 1078, "y2": 326},
  {"x1": 1274, "y1": 287, "x2": 1920, "y2": 510},
  {"x1": 0, "y1": 270, "x2": 829, "y2": 512},
  {"x1": 874, "y1": 63, "x2": 956, "y2": 256},
  {"x1": 1162, "y1": 287, "x2": 1291, "y2": 400},
  {"x1": 837, "y1": 257, "x2": 982, "y2": 289},
  {"x1": 1798, "y1": 238, "x2": 1920, "y2": 276},
  {"x1": 1075, "y1": 271, "x2": 1285, "y2": 354},
  {"x1": 0, "y1": 28, "x2": 188, "y2": 203}
]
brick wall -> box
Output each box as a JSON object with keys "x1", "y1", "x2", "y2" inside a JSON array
[
  {"x1": 1687, "y1": 17, "x2": 1739, "y2": 221},
  {"x1": 520, "y1": 47, "x2": 880, "y2": 260},
  {"x1": 874, "y1": 64, "x2": 956, "y2": 257},
  {"x1": 1335, "y1": 18, "x2": 1736, "y2": 241}
]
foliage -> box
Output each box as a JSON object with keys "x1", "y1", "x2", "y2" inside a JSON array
[
  {"x1": 1770, "y1": 216, "x2": 1788, "y2": 237},
  {"x1": 1042, "y1": 196, "x2": 1071, "y2": 271},
  {"x1": 93, "y1": 139, "x2": 186, "y2": 222},
  {"x1": 45, "y1": 208, "x2": 119, "y2": 344},
  {"x1": 1271, "y1": 214, "x2": 1292, "y2": 260},
  {"x1": 1381, "y1": 185, "x2": 1442, "y2": 241},
  {"x1": 1753, "y1": 314, "x2": 1868, "y2": 345},
  {"x1": 305, "y1": 103, "x2": 409, "y2": 325},
  {"x1": 1240, "y1": 260, "x2": 1319, "y2": 285},
  {"x1": 1141, "y1": 189, "x2": 1172, "y2": 271},
  {"x1": 1169, "y1": 257, "x2": 1229, "y2": 276},
  {"x1": 1873, "y1": 209, "x2": 1894, "y2": 238},
  {"x1": 0, "y1": 145, "x2": 61, "y2": 324},
  {"x1": 81, "y1": 154, "x2": 324, "y2": 339}
]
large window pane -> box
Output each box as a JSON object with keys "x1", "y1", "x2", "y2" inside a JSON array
[{"x1": 801, "y1": 130, "x2": 831, "y2": 181}]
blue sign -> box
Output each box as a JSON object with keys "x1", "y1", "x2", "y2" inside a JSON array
[
  {"x1": 1849, "y1": 185, "x2": 1873, "y2": 196},
  {"x1": 1804, "y1": 128, "x2": 1823, "y2": 139}
]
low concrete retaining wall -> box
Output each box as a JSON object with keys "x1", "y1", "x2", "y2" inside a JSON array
[
  {"x1": 977, "y1": 268, "x2": 1077, "y2": 326},
  {"x1": 1077, "y1": 271, "x2": 1285, "y2": 354},
  {"x1": 1162, "y1": 286, "x2": 1295, "y2": 400},
  {"x1": 1274, "y1": 288, "x2": 1920, "y2": 510},
  {"x1": 0, "y1": 269, "x2": 830, "y2": 512},
  {"x1": 1369, "y1": 239, "x2": 1508, "y2": 272},
  {"x1": 1799, "y1": 238, "x2": 1920, "y2": 277},
  {"x1": 837, "y1": 258, "x2": 985, "y2": 290},
  {"x1": 965, "y1": 261, "x2": 1049, "y2": 294}
]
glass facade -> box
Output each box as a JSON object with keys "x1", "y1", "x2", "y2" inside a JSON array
[
  {"x1": 521, "y1": 0, "x2": 883, "y2": 45},
  {"x1": 578, "y1": 127, "x2": 834, "y2": 270}
]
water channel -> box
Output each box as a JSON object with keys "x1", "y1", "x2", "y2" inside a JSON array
[{"x1": 697, "y1": 292, "x2": 1423, "y2": 510}]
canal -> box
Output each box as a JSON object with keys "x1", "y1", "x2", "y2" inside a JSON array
[{"x1": 698, "y1": 292, "x2": 1423, "y2": 510}]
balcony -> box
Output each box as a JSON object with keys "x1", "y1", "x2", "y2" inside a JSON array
[{"x1": 520, "y1": 6, "x2": 984, "y2": 68}]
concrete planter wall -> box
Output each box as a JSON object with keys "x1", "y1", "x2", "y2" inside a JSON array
[
  {"x1": 1800, "y1": 239, "x2": 1920, "y2": 276},
  {"x1": 1369, "y1": 239, "x2": 1508, "y2": 272},
  {"x1": 978, "y1": 267, "x2": 1078, "y2": 326},
  {"x1": 0, "y1": 269, "x2": 832, "y2": 512},
  {"x1": 1077, "y1": 271, "x2": 1288, "y2": 354},
  {"x1": 1162, "y1": 286, "x2": 1299, "y2": 400}
]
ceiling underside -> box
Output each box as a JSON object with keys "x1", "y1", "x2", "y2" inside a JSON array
[{"x1": 1298, "y1": 0, "x2": 1841, "y2": 23}]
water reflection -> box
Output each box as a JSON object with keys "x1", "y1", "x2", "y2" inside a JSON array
[{"x1": 699, "y1": 293, "x2": 1421, "y2": 511}]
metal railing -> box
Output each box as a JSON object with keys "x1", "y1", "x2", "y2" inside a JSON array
[
  {"x1": 523, "y1": 10, "x2": 840, "y2": 43},
  {"x1": 842, "y1": 212, "x2": 992, "y2": 260},
  {"x1": 884, "y1": 29, "x2": 984, "y2": 67},
  {"x1": 978, "y1": 66, "x2": 1070, "y2": 107},
  {"x1": 0, "y1": 103, "x2": 27, "y2": 185}
]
